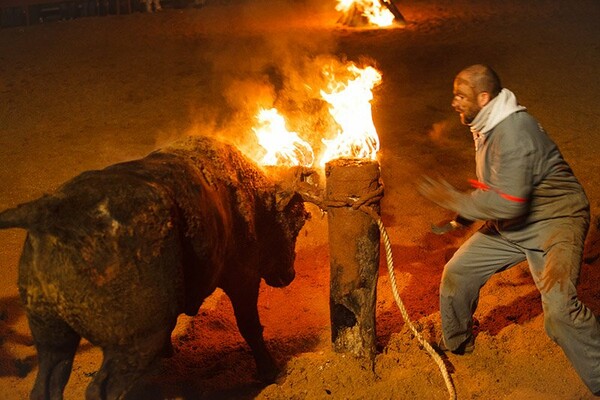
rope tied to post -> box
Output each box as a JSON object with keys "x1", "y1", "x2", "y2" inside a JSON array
[
  {"x1": 323, "y1": 186, "x2": 384, "y2": 212},
  {"x1": 303, "y1": 185, "x2": 457, "y2": 400}
]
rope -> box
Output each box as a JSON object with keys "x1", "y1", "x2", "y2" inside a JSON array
[
  {"x1": 360, "y1": 204, "x2": 457, "y2": 400},
  {"x1": 318, "y1": 188, "x2": 456, "y2": 400}
]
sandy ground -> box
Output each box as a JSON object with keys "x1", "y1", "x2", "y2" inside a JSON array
[{"x1": 1, "y1": 0, "x2": 600, "y2": 398}]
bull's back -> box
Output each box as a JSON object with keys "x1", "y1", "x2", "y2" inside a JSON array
[
  {"x1": 17, "y1": 167, "x2": 185, "y2": 345},
  {"x1": 130, "y1": 148, "x2": 241, "y2": 314},
  {"x1": 11, "y1": 135, "x2": 273, "y2": 344}
]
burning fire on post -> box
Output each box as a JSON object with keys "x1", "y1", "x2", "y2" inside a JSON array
[
  {"x1": 251, "y1": 61, "x2": 384, "y2": 359},
  {"x1": 319, "y1": 63, "x2": 381, "y2": 166},
  {"x1": 252, "y1": 62, "x2": 382, "y2": 168}
]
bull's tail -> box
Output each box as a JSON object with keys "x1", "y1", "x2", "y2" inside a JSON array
[{"x1": 0, "y1": 195, "x2": 57, "y2": 231}]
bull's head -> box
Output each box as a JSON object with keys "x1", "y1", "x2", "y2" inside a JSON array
[{"x1": 257, "y1": 167, "x2": 317, "y2": 287}]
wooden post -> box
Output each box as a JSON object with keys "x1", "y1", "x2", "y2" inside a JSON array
[{"x1": 325, "y1": 158, "x2": 381, "y2": 359}]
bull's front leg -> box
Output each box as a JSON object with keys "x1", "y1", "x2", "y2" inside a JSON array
[{"x1": 223, "y1": 278, "x2": 279, "y2": 383}]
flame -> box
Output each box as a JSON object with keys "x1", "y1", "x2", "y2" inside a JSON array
[
  {"x1": 251, "y1": 63, "x2": 382, "y2": 169},
  {"x1": 319, "y1": 64, "x2": 381, "y2": 165},
  {"x1": 336, "y1": 0, "x2": 395, "y2": 27},
  {"x1": 252, "y1": 108, "x2": 315, "y2": 167}
]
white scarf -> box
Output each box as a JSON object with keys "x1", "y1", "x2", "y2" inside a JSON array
[{"x1": 469, "y1": 88, "x2": 526, "y2": 148}]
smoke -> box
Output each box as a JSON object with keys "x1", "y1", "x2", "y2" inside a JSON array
[
  {"x1": 427, "y1": 117, "x2": 467, "y2": 146},
  {"x1": 428, "y1": 119, "x2": 452, "y2": 143},
  {"x1": 181, "y1": 0, "x2": 361, "y2": 161}
]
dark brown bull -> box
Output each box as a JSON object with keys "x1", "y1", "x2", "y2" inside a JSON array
[{"x1": 0, "y1": 136, "x2": 309, "y2": 400}]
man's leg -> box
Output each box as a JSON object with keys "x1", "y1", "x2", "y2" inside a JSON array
[
  {"x1": 440, "y1": 229, "x2": 525, "y2": 351},
  {"x1": 527, "y1": 219, "x2": 600, "y2": 394}
]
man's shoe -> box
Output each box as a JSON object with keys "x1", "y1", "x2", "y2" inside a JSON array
[{"x1": 438, "y1": 335, "x2": 475, "y2": 355}]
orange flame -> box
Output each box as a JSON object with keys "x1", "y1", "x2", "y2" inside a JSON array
[
  {"x1": 252, "y1": 63, "x2": 382, "y2": 169},
  {"x1": 252, "y1": 108, "x2": 315, "y2": 167},
  {"x1": 319, "y1": 64, "x2": 381, "y2": 166},
  {"x1": 336, "y1": 0, "x2": 395, "y2": 27}
]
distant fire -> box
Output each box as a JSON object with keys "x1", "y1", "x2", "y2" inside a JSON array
[
  {"x1": 336, "y1": 0, "x2": 405, "y2": 28},
  {"x1": 336, "y1": 0, "x2": 395, "y2": 27},
  {"x1": 252, "y1": 62, "x2": 382, "y2": 169}
]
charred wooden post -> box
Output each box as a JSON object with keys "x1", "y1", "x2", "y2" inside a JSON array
[{"x1": 325, "y1": 158, "x2": 381, "y2": 359}]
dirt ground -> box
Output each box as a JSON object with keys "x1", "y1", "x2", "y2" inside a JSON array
[{"x1": 1, "y1": 0, "x2": 600, "y2": 399}]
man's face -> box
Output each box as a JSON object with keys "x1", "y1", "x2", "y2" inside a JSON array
[{"x1": 451, "y1": 76, "x2": 481, "y2": 125}]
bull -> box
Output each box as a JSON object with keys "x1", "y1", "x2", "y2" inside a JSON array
[{"x1": 0, "y1": 136, "x2": 310, "y2": 399}]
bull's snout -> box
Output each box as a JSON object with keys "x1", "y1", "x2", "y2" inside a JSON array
[
  {"x1": 265, "y1": 265, "x2": 295, "y2": 288},
  {"x1": 263, "y1": 248, "x2": 296, "y2": 288}
]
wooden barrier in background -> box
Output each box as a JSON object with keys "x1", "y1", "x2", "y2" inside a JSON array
[{"x1": 0, "y1": 0, "x2": 132, "y2": 27}]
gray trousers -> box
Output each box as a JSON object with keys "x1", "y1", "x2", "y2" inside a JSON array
[{"x1": 440, "y1": 218, "x2": 600, "y2": 393}]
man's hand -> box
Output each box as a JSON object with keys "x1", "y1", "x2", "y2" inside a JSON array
[
  {"x1": 431, "y1": 215, "x2": 475, "y2": 235},
  {"x1": 431, "y1": 219, "x2": 461, "y2": 235},
  {"x1": 417, "y1": 176, "x2": 461, "y2": 211}
]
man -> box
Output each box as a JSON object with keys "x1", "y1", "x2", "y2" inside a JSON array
[
  {"x1": 144, "y1": 0, "x2": 161, "y2": 12},
  {"x1": 418, "y1": 64, "x2": 600, "y2": 395}
]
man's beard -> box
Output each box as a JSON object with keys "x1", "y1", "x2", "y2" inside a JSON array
[{"x1": 460, "y1": 112, "x2": 475, "y2": 125}]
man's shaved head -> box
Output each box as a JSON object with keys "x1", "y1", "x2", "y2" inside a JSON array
[
  {"x1": 452, "y1": 64, "x2": 503, "y2": 125},
  {"x1": 456, "y1": 64, "x2": 502, "y2": 98}
]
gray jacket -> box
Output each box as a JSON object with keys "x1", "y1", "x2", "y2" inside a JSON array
[{"x1": 455, "y1": 110, "x2": 589, "y2": 246}]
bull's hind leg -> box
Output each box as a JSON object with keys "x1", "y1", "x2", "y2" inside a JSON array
[
  {"x1": 225, "y1": 282, "x2": 279, "y2": 383},
  {"x1": 28, "y1": 313, "x2": 81, "y2": 400},
  {"x1": 85, "y1": 329, "x2": 169, "y2": 400}
]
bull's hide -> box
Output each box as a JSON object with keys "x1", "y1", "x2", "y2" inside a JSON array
[{"x1": 0, "y1": 135, "x2": 309, "y2": 400}]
